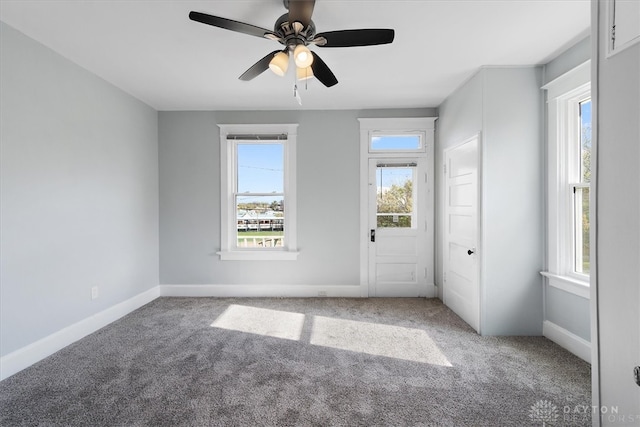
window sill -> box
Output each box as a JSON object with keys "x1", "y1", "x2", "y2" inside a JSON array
[
  {"x1": 217, "y1": 250, "x2": 300, "y2": 261},
  {"x1": 540, "y1": 271, "x2": 590, "y2": 299}
]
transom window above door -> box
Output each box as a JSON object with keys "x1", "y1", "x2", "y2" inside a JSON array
[{"x1": 370, "y1": 134, "x2": 424, "y2": 152}]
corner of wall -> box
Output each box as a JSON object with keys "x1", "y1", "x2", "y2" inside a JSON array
[{"x1": 1, "y1": 287, "x2": 160, "y2": 381}]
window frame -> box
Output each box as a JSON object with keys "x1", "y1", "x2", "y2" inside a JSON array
[
  {"x1": 542, "y1": 61, "x2": 591, "y2": 295},
  {"x1": 569, "y1": 97, "x2": 592, "y2": 276},
  {"x1": 217, "y1": 124, "x2": 299, "y2": 261}
]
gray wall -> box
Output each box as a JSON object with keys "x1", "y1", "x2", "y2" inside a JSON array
[
  {"x1": 544, "y1": 36, "x2": 591, "y2": 85},
  {"x1": 159, "y1": 108, "x2": 436, "y2": 286},
  {"x1": 545, "y1": 286, "x2": 590, "y2": 340},
  {"x1": 0, "y1": 22, "x2": 159, "y2": 357},
  {"x1": 437, "y1": 67, "x2": 544, "y2": 335},
  {"x1": 481, "y1": 68, "x2": 544, "y2": 335},
  {"x1": 594, "y1": 0, "x2": 640, "y2": 419}
]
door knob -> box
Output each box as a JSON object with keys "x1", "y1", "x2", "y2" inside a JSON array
[{"x1": 467, "y1": 249, "x2": 475, "y2": 255}]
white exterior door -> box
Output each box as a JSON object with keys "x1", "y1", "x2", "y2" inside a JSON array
[
  {"x1": 358, "y1": 117, "x2": 436, "y2": 298},
  {"x1": 368, "y1": 159, "x2": 429, "y2": 297},
  {"x1": 443, "y1": 135, "x2": 480, "y2": 332}
]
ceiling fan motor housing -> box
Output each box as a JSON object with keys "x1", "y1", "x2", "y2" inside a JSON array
[{"x1": 274, "y1": 13, "x2": 316, "y2": 49}]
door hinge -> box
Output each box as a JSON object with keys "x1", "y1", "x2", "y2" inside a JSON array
[
  {"x1": 424, "y1": 268, "x2": 427, "y2": 279},
  {"x1": 611, "y1": 24, "x2": 616, "y2": 49},
  {"x1": 443, "y1": 272, "x2": 447, "y2": 282}
]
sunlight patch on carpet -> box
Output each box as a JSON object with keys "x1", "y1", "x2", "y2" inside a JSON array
[
  {"x1": 211, "y1": 304, "x2": 305, "y2": 341},
  {"x1": 309, "y1": 316, "x2": 453, "y2": 366},
  {"x1": 210, "y1": 305, "x2": 453, "y2": 366}
]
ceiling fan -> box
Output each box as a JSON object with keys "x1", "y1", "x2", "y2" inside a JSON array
[{"x1": 189, "y1": 0, "x2": 395, "y2": 88}]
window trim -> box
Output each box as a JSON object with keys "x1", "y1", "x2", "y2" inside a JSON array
[
  {"x1": 217, "y1": 124, "x2": 299, "y2": 261},
  {"x1": 542, "y1": 61, "x2": 591, "y2": 291}
]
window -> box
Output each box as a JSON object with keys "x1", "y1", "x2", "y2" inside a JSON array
[
  {"x1": 370, "y1": 134, "x2": 424, "y2": 152},
  {"x1": 236, "y1": 143, "x2": 285, "y2": 247},
  {"x1": 218, "y1": 124, "x2": 298, "y2": 261},
  {"x1": 572, "y1": 99, "x2": 591, "y2": 275},
  {"x1": 542, "y1": 61, "x2": 591, "y2": 295}
]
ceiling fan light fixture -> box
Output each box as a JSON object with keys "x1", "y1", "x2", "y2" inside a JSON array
[
  {"x1": 269, "y1": 51, "x2": 289, "y2": 76},
  {"x1": 293, "y1": 44, "x2": 314, "y2": 68},
  {"x1": 296, "y1": 66, "x2": 314, "y2": 81}
]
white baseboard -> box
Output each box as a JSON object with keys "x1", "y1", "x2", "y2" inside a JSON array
[
  {"x1": 1, "y1": 283, "x2": 435, "y2": 381},
  {"x1": 0, "y1": 286, "x2": 160, "y2": 381},
  {"x1": 160, "y1": 284, "x2": 364, "y2": 298},
  {"x1": 425, "y1": 283, "x2": 436, "y2": 298},
  {"x1": 543, "y1": 320, "x2": 591, "y2": 363}
]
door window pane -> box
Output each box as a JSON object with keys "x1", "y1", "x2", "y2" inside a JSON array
[{"x1": 376, "y1": 166, "x2": 415, "y2": 228}]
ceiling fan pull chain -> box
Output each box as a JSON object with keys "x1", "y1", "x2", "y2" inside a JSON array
[{"x1": 293, "y1": 83, "x2": 302, "y2": 105}]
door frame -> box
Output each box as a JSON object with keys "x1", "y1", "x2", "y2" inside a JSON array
[
  {"x1": 358, "y1": 117, "x2": 437, "y2": 297},
  {"x1": 442, "y1": 133, "x2": 482, "y2": 333}
]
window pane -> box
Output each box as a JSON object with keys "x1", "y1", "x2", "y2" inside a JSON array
[
  {"x1": 574, "y1": 186, "x2": 590, "y2": 275},
  {"x1": 580, "y1": 99, "x2": 592, "y2": 183},
  {"x1": 237, "y1": 143, "x2": 284, "y2": 193},
  {"x1": 371, "y1": 135, "x2": 422, "y2": 151},
  {"x1": 376, "y1": 166, "x2": 414, "y2": 228},
  {"x1": 236, "y1": 195, "x2": 284, "y2": 248}
]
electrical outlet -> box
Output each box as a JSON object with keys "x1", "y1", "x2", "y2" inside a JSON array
[
  {"x1": 318, "y1": 291, "x2": 327, "y2": 297},
  {"x1": 91, "y1": 286, "x2": 99, "y2": 300}
]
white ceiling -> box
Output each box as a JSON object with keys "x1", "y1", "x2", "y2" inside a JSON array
[{"x1": 0, "y1": 1, "x2": 590, "y2": 111}]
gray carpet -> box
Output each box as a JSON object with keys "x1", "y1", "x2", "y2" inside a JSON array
[{"x1": 0, "y1": 297, "x2": 591, "y2": 426}]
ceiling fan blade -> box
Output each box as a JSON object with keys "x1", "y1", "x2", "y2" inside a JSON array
[
  {"x1": 238, "y1": 50, "x2": 281, "y2": 81},
  {"x1": 287, "y1": 0, "x2": 315, "y2": 28},
  {"x1": 310, "y1": 52, "x2": 338, "y2": 87},
  {"x1": 315, "y1": 29, "x2": 395, "y2": 47},
  {"x1": 189, "y1": 11, "x2": 275, "y2": 39}
]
